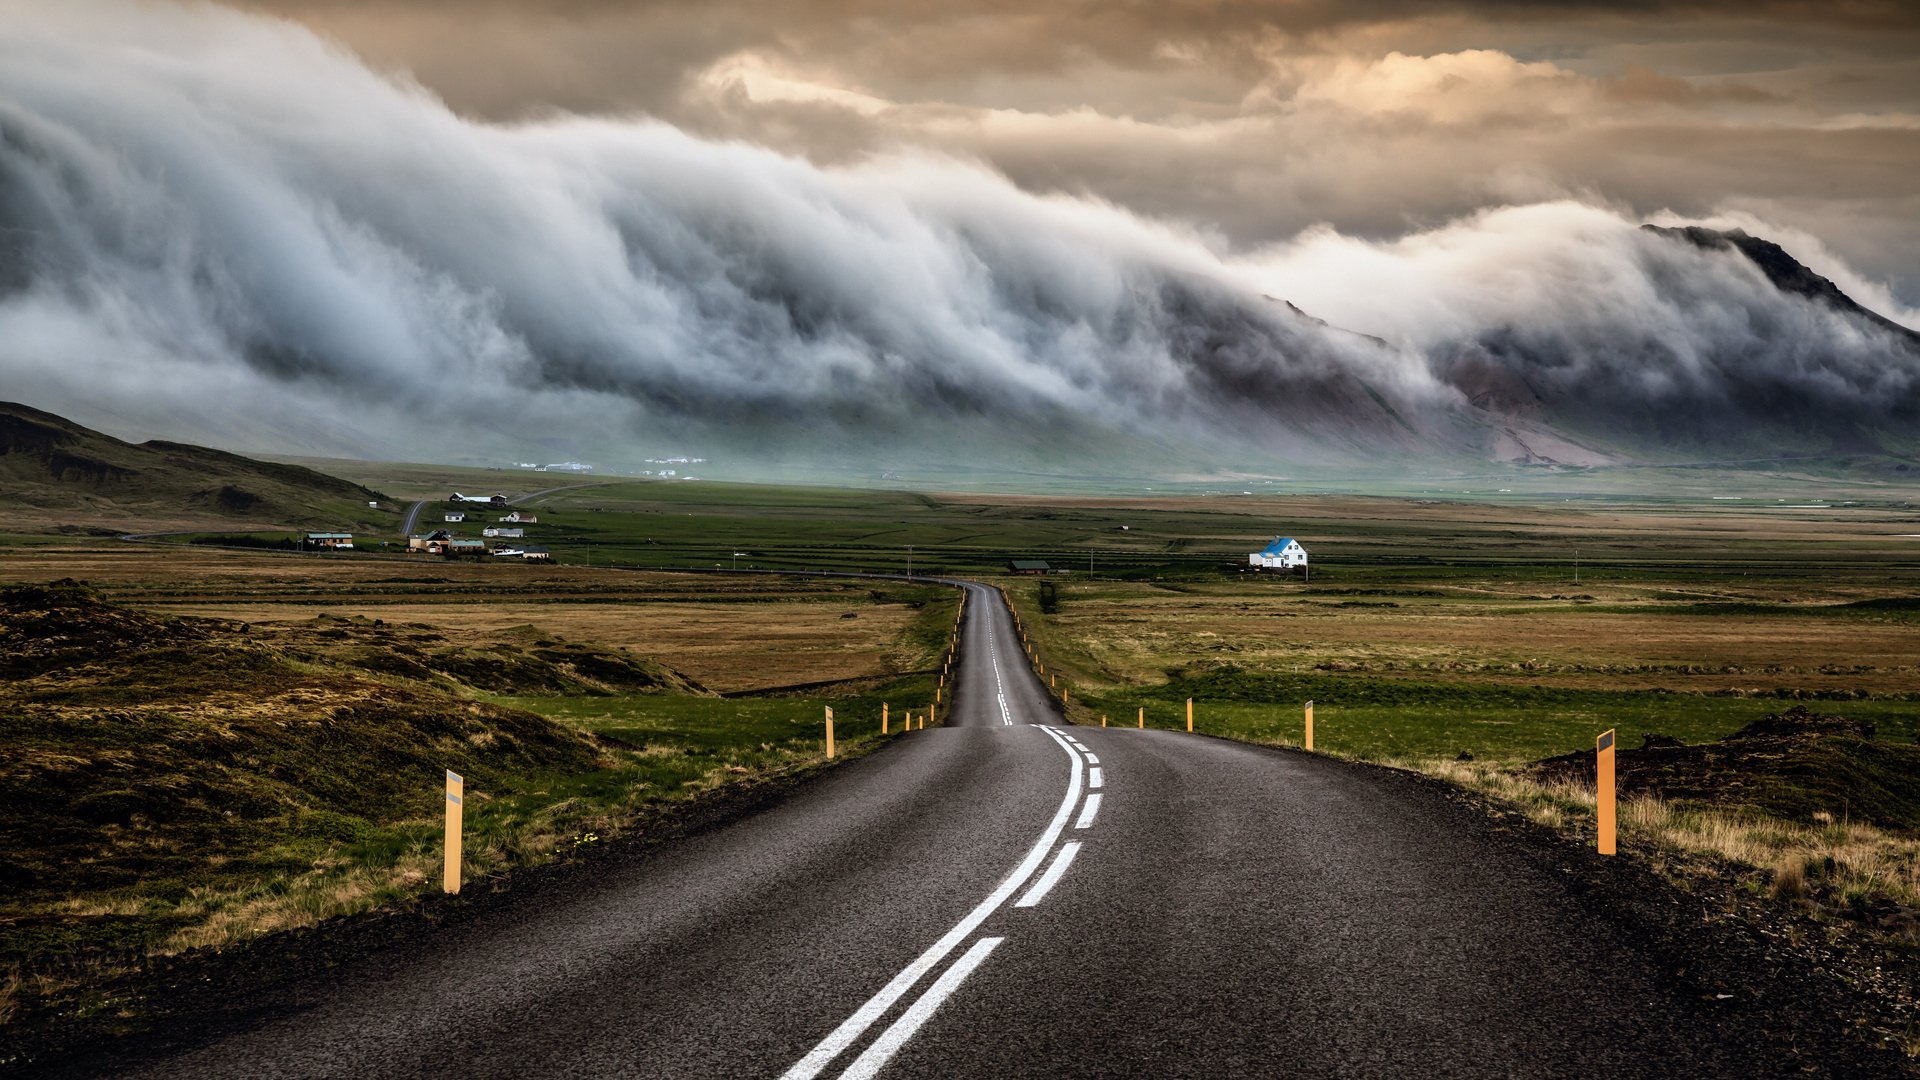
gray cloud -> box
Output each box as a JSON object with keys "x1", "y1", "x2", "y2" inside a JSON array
[{"x1": 0, "y1": 1, "x2": 1914, "y2": 472}]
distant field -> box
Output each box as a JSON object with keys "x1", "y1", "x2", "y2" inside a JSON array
[
  {"x1": 0, "y1": 546, "x2": 951, "y2": 694},
  {"x1": 1015, "y1": 570, "x2": 1920, "y2": 764}
]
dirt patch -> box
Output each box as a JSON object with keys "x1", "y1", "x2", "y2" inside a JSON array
[{"x1": 1532, "y1": 705, "x2": 1920, "y2": 829}]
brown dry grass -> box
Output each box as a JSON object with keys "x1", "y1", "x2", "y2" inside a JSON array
[
  {"x1": 0, "y1": 545, "x2": 925, "y2": 693},
  {"x1": 1411, "y1": 757, "x2": 1920, "y2": 924},
  {"x1": 1032, "y1": 578, "x2": 1920, "y2": 696},
  {"x1": 154, "y1": 601, "x2": 919, "y2": 693}
]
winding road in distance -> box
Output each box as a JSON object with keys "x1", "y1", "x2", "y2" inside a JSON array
[{"x1": 58, "y1": 583, "x2": 1829, "y2": 1077}]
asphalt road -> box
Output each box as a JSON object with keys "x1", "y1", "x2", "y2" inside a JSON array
[{"x1": 67, "y1": 582, "x2": 1832, "y2": 1077}]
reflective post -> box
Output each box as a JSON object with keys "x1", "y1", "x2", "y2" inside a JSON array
[
  {"x1": 443, "y1": 770, "x2": 463, "y2": 894},
  {"x1": 1597, "y1": 729, "x2": 1617, "y2": 855}
]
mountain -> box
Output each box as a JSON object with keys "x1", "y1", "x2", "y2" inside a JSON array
[
  {"x1": 1641, "y1": 225, "x2": 1920, "y2": 346},
  {"x1": 1420, "y1": 225, "x2": 1920, "y2": 466},
  {"x1": 0, "y1": 401, "x2": 392, "y2": 532}
]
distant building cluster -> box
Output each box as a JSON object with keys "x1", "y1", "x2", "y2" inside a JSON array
[{"x1": 399, "y1": 493, "x2": 555, "y2": 561}]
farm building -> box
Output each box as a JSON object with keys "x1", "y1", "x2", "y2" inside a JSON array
[
  {"x1": 490, "y1": 546, "x2": 525, "y2": 558},
  {"x1": 499, "y1": 512, "x2": 538, "y2": 523},
  {"x1": 444, "y1": 512, "x2": 465, "y2": 523},
  {"x1": 445, "y1": 539, "x2": 487, "y2": 557},
  {"x1": 522, "y1": 547, "x2": 552, "y2": 561},
  {"x1": 305, "y1": 532, "x2": 354, "y2": 550},
  {"x1": 1007, "y1": 559, "x2": 1052, "y2": 575},
  {"x1": 1249, "y1": 536, "x2": 1308, "y2": 570},
  {"x1": 483, "y1": 527, "x2": 525, "y2": 539},
  {"x1": 408, "y1": 529, "x2": 453, "y2": 553}
]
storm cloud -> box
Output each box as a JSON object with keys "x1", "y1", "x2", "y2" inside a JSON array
[{"x1": 0, "y1": 2, "x2": 1914, "y2": 469}]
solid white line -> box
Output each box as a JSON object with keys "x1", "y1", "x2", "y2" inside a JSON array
[
  {"x1": 1074, "y1": 793, "x2": 1102, "y2": 830},
  {"x1": 833, "y1": 937, "x2": 1006, "y2": 1080},
  {"x1": 778, "y1": 714, "x2": 1084, "y2": 1080},
  {"x1": 1015, "y1": 842, "x2": 1082, "y2": 908},
  {"x1": 1088, "y1": 766, "x2": 1103, "y2": 789}
]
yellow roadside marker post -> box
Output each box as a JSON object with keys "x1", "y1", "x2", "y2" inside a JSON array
[
  {"x1": 1137, "y1": 707, "x2": 1144, "y2": 729},
  {"x1": 1304, "y1": 700, "x2": 1314, "y2": 751},
  {"x1": 443, "y1": 770, "x2": 463, "y2": 894},
  {"x1": 1187, "y1": 698, "x2": 1194, "y2": 732},
  {"x1": 826, "y1": 706, "x2": 836, "y2": 759},
  {"x1": 1102, "y1": 715, "x2": 1108, "y2": 727},
  {"x1": 1597, "y1": 729, "x2": 1617, "y2": 855},
  {"x1": 883, "y1": 702, "x2": 889, "y2": 735},
  {"x1": 1050, "y1": 674, "x2": 1056, "y2": 688}
]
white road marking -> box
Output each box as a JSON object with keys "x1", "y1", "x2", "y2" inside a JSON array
[
  {"x1": 779, "y1": 668, "x2": 1083, "y2": 1080},
  {"x1": 1082, "y1": 753, "x2": 1098, "y2": 764},
  {"x1": 1015, "y1": 842, "x2": 1082, "y2": 908},
  {"x1": 833, "y1": 937, "x2": 1005, "y2": 1080},
  {"x1": 985, "y1": 620, "x2": 1015, "y2": 726},
  {"x1": 1074, "y1": 793, "x2": 1102, "y2": 830},
  {"x1": 1088, "y1": 766, "x2": 1103, "y2": 789}
]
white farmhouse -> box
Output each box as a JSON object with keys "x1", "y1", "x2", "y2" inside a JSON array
[{"x1": 1249, "y1": 536, "x2": 1308, "y2": 570}]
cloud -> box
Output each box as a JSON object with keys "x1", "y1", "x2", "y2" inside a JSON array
[{"x1": 0, "y1": 1, "x2": 1913, "y2": 471}]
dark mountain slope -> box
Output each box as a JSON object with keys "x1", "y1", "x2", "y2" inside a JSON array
[
  {"x1": 0, "y1": 401, "x2": 390, "y2": 531},
  {"x1": 1642, "y1": 225, "x2": 1920, "y2": 346},
  {"x1": 1427, "y1": 226, "x2": 1920, "y2": 464}
]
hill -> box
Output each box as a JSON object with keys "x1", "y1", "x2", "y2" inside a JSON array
[
  {"x1": 0, "y1": 579, "x2": 695, "y2": 968},
  {"x1": 0, "y1": 401, "x2": 392, "y2": 532}
]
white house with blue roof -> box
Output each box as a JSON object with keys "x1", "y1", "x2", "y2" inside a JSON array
[{"x1": 1249, "y1": 536, "x2": 1308, "y2": 570}]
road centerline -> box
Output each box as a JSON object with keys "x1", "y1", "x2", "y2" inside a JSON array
[
  {"x1": 1014, "y1": 842, "x2": 1083, "y2": 908},
  {"x1": 778, "y1": 718, "x2": 1084, "y2": 1080},
  {"x1": 832, "y1": 937, "x2": 1006, "y2": 1080},
  {"x1": 1074, "y1": 792, "x2": 1102, "y2": 830}
]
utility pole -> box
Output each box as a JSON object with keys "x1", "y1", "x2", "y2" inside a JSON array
[
  {"x1": 1574, "y1": 546, "x2": 1579, "y2": 585},
  {"x1": 906, "y1": 544, "x2": 914, "y2": 581}
]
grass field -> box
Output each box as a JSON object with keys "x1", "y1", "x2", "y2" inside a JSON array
[
  {"x1": 1012, "y1": 572, "x2": 1920, "y2": 763},
  {"x1": 0, "y1": 554, "x2": 956, "y2": 1022}
]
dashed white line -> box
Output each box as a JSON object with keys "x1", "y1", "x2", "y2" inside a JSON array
[
  {"x1": 1074, "y1": 793, "x2": 1102, "y2": 830},
  {"x1": 1082, "y1": 753, "x2": 1099, "y2": 764},
  {"x1": 779, "y1": 688, "x2": 1083, "y2": 1080},
  {"x1": 1088, "y1": 766, "x2": 1103, "y2": 789},
  {"x1": 834, "y1": 937, "x2": 1006, "y2": 1080},
  {"x1": 1015, "y1": 842, "x2": 1082, "y2": 908}
]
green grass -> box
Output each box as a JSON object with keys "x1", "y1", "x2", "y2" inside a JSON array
[
  {"x1": 1080, "y1": 670, "x2": 1920, "y2": 763},
  {"x1": 494, "y1": 674, "x2": 939, "y2": 753}
]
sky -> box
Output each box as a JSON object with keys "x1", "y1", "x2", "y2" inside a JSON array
[
  {"x1": 1, "y1": 1, "x2": 1916, "y2": 474},
  {"x1": 244, "y1": 0, "x2": 1920, "y2": 305}
]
